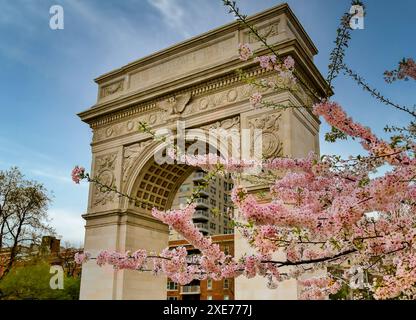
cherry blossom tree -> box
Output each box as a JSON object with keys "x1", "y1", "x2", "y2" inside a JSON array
[{"x1": 72, "y1": 0, "x2": 416, "y2": 300}]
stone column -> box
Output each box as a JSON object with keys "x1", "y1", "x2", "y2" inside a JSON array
[
  {"x1": 234, "y1": 95, "x2": 320, "y2": 299},
  {"x1": 79, "y1": 211, "x2": 168, "y2": 300},
  {"x1": 79, "y1": 147, "x2": 170, "y2": 300}
]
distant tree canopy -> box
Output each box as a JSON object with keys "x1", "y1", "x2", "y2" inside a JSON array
[{"x1": 0, "y1": 260, "x2": 80, "y2": 300}]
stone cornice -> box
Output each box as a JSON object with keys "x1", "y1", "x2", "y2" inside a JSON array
[
  {"x1": 93, "y1": 3, "x2": 317, "y2": 85},
  {"x1": 79, "y1": 41, "x2": 331, "y2": 129},
  {"x1": 82, "y1": 208, "x2": 169, "y2": 233},
  {"x1": 82, "y1": 66, "x2": 264, "y2": 129}
]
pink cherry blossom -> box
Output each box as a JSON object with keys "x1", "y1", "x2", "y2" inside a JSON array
[
  {"x1": 71, "y1": 166, "x2": 85, "y2": 184},
  {"x1": 254, "y1": 55, "x2": 277, "y2": 71},
  {"x1": 238, "y1": 43, "x2": 252, "y2": 61},
  {"x1": 72, "y1": 48, "x2": 416, "y2": 299},
  {"x1": 284, "y1": 56, "x2": 295, "y2": 69},
  {"x1": 249, "y1": 92, "x2": 262, "y2": 107},
  {"x1": 384, "y1": 58, "x2": 416, "y2": 83},
  {"x1": 74, "y1": 252, "x2": 90, "y2": 264}
]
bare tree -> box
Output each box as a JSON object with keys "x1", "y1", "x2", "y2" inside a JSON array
[
  {"x1": 0, "y1": 168, "x2": 21, "y2": 249},
  {"x1": 0, "y1": 167, "x2": 53, "y2": 279}
]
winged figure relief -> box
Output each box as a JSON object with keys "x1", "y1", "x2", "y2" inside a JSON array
[{"x1": 158, "y1": 93, "x2": 192, "y2": 115}]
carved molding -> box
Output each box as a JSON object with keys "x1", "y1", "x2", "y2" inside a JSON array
[
  {"x1": 90, "y1": 68, "x2": 317, "y2": 144},
  {"x1": 93, "y1": 152, "x2": 118, "y2": 205},
  {"x1": 92, "y1": 111, "x2": 167, "y2": 143},
  {"x1": 90, "y1": 67, "x2": 268, "y2": 129},
  {"x1": 183, "y1": 83, "x2": 255, "y2": 117}
]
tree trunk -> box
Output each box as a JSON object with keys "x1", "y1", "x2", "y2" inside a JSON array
[
  {"x1": 0, "y1": 219, "x2": 5, "y2": 249},
  {"x1": 0, "y1": 214, "x2": 25, "y2": 280}
]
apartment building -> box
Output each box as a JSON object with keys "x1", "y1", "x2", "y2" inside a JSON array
[
  {"x1": 166, "y1": 234, "x2": 234, "y2": 300},
  {"x1": 169, "y1": 169, "x2": 234, "y2": 240}
]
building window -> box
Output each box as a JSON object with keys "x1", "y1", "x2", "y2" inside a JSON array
[
  {"x1": 207, "y1": 295, "x2": 213, "y2": 300},
  {"x1": 207, "y1": 279, "x2": 212, "y2": 290},
  {"x1": 179, "y1": 184, "x2": 191, "y2": 192},
  {"x1": 167, "y1": 296, "x2": 178, "y2": 300},
  {"x1": 167, "y1": 281, "x2": 178, "y2": 291},
  {"x1": 223, "y1": 279, "x2": 229, "y2": 289},
  {"x1": 210, "y1": 199, "x2": 216, "y2": 206},
  {"x1": 210, "y1": 222, "x2": 216, "y2": 230},
  {"x1": 224, "y1": 246, "x2": 229, "y2": 255},
  {"x1": 224, "y1": 295, "x2": 230, "y2": 300},
  {"x1": 179, "y1": 196, "x2": 188, "y2": 205}
]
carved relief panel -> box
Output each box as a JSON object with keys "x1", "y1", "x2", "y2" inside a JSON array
[
  {"x1": 248, "y1": 113, "x2": 283, "y2": 159},
  {"x1": 92, "y1": 152, "x2": 118, "y2": 206},
  {"x1": 99, "y1": 79, "x2": 125, "y2": 101},
  {"x1": 200, "y1": 116, "x2": 241, "y2": 159},
  {"x1": 241, "y1": 109, "x2": 283, "y2": 161}
]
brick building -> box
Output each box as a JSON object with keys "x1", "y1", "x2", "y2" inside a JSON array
[
  {"x1": 166, "y1": 234, "x2": 234, "y2": 300},
  {"x1": 0, "y1": 236, "x2": 81, "y2": 278}
]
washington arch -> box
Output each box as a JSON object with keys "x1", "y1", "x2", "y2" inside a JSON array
[{"x1": 78, "y1": 4, "x2": 331, "y2": 300}]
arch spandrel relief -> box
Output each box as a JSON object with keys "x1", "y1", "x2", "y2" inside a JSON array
[
  {"x1": 91, "y1": 152, "x2": 118, "y2": 207},
  {"x1": 248, "y1": 112, "x2": 283, "y2": 159},
  {"x1": 122, "y1": 140, "x2": 154, "y2": 184}
]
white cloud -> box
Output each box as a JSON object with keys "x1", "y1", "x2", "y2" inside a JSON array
[
  {"x1": 48, "y1": 208, "x2": 85, "y2": 247},
  {"x1": 147, "y1": 0, "x2": 190, "y2": 37},
  {"x1": 30, "y1": 169, "x2": 73, "y2": 184},
  {"x1": 0, "y1": 136, "x2": 53, "y2": 163},
  {"x1": 29, "y1": 168, "x2": 88, "y2": 189}
]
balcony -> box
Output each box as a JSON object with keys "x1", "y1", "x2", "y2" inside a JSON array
[
  {"x1": 194, "y1": 187, "x2": 209, "y2": 197},
  {"x1": 194, "y1": 222, "x2": 209, "y2": 233},
  {"x1": 180, "y1": 285, "x2": 201, "y2": 295},
  {"x1": 194, "y1": 198, "x2": 209, "y2": 208},
  {"x1": 193, "y1": 209, "x2": 210, "y2": 220},
  {"x1": 192, "y1": 172, "x2": 205, "y2": 182}
]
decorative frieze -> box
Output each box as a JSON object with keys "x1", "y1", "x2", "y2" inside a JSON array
[
  {"x1": 89, "y1": 67, "x2": 267, "y2": 130},
  {"x1": 157, "y1": 93, "x2": 192, "y2": 117},
  {"x1": 182, "y1": 83, "x2": 253, "y2": 116},
  {"x1": 92, "y1": 110, "x2": 167, "y2": 143},
  {"x1": 90, "y1": 67, "x2": 318, "y2": 145}
]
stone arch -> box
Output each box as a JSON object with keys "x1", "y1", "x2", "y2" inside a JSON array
[
  {"x1": 78, "y1": 3, "x2": 331, "y2": 300},
  {"x1": 131, "y1": 160, "x2": 193, "y2": 212},
  {"x1": 122, "y1": 127, "x2": 240, "y2": 213},
  {"x1": 121, "y1": 140, "x2": 192, "y2": 212}
]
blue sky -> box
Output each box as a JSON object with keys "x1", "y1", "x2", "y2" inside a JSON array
[{"x1": 0, "y1": 0, "x2": 414, "y2": 245}]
